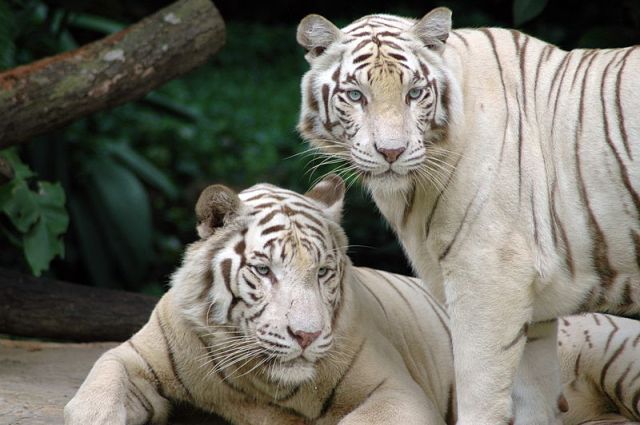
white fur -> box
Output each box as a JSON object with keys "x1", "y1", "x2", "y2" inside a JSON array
[{"x1": 298, "y1": 10, "x2": 640, "y2": 425}]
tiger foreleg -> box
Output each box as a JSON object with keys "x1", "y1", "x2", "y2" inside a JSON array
[
  {"x1": 336, "y1": 380, "x2": 446, "y2": 425},
  {"x1": 443, "y1": 247, "x2": 536, "y2": 425},
  {"x1": 511, "y1": 320, "x2": 562, "y2": 425},
  {"x1": 64, "y1": 345, "x2": 170, "y2": 425}
]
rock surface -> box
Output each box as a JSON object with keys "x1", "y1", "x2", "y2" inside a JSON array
[{"x1": 0, "y1": 339, "x2": 229, "y2": 425}]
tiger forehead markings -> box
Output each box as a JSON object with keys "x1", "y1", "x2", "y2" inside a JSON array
[
  {"x1": 299, "y1": 13, "x2": 452, "y2": 186},
  {"x1": 297, "y1": 8, "x2": 640, "y2": 425}
]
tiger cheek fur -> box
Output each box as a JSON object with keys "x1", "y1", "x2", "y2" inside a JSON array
[{"x1": 298, "y1": 12, "x2": 456, "y2": 195}]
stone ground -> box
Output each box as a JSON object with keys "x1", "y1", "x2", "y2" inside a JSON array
[{"x1": 0, "y1": 339, "x2": 229, "y2": 425}]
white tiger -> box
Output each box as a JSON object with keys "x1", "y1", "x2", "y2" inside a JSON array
[
  {"x1": 64, "y1": 175, "x2": 456, "y2": 425},
  {"x1": 296, "y1": 8, "x2": 640, "y2": 425},
  {"x1": 64, "y1": 176, "x2": 640, "y2": 425}
]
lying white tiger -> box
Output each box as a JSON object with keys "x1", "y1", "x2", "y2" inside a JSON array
[
  {"x1": 65, "y1": 176, "x2": 640, "y2": 425},
  {"x1": 296, "y1": 8, "x2": 640, "y2": 424}
]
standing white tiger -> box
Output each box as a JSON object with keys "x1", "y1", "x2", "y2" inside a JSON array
[{"x1": 296, "y1": 8, "x2": 639, "y2": 424}]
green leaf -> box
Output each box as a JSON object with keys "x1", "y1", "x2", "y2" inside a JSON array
[
  {"x1": 142, "y1": 92, "x2": 201, "y2": 123},
  {"x1": 68, "y1": 13, "x2": 125, "y2": 34},
  {"x1": 36, "y1": 181, "x2": 69, "y2": 235},
  {"x1": 105, "y1": 143, "x2": 179, "y2": 200},
  {"x1": 84, "y1": 156, "x2": 152, "y2": 283},
  {"x1": 577, "y1": 26, "x2": 638, "y2": 48},
  {"x1": 23, "y1": 217, "x2": 63, "y2": 276},
  {"x1": 12, "y1": 181, "x2": 69, "y2": 276},
  {"x1": 0, "y1": 148, "x2": 35, "y2": 180},
  {"x1": 0, "y1": 1, "x2": 15, "y2": 70},
  {"x1": 513, "y1": 0, "x2": 548, "y2": 26},
  {"x1": 68, "y1": 197, "x2": 117, "y2": 288},
  {"x1": 1, "y1": 181, "x2": 39, "y2": 232}
]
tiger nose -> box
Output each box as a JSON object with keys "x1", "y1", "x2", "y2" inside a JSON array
[
  {"x1": 287, "y1": 327, "x2": 321, "y2": 349},
  {"x1": 375, "y1": 145, "x2": 406, "y2": 163}
]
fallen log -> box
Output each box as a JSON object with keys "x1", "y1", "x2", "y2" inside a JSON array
[
  {"x1": 0, "y1": 268, "x2": 158, "y2": 341},
  {"x1": 0, "y1": 0, "x2": 225, "y2": 147}
]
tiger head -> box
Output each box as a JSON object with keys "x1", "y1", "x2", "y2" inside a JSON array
[
  {"x1": 297, "y1": 8, "x2": 459, "y2": 193},
  {"x1": 173, "y1": 175, "x2": 350, "y2": 385}
]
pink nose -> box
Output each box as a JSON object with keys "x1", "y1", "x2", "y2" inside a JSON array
[
  {"x1": 375, "y1": 146, "x2": 405, "y2": 163},
  {"x1": 288, "y1": 327, "x2": 321, "y2": 349}
]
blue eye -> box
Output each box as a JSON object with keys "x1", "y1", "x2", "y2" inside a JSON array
[
  {"x1": 408, "y1": 88, "x2": 423, "y2": 99},
  {"x1": 255, "y1": 265, "x2": 270, "y2": 276},
  {"x1": 318, "y1": 267, "x2": 329, "y2": 277},
  {"x1": 347, "y1": 90, "x2": 363, "y2": 102}
]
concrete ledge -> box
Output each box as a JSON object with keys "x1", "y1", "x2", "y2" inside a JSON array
[{"x1": 0, "y1": 339, "x2": 229, "y2": 425}]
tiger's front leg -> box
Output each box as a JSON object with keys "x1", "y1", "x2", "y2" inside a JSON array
[
  {"x1": 442, "y1": 248, "x2": 537, "y2": 425},
  {"x1": 335, "y1": 380, "x2": 446, "y2": 425},
  {"x1": 64, "y1": 345, "x2": 170, "y2": 425},
  {"x1": 512, "y1": 320, "x2": 563, "y2": 425}
]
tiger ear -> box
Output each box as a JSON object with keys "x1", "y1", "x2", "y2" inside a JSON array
[
  {"x1": 195, "y1": 185, "x2": 242, "y2": 238},
  {"x1": 304, "y1": 174, "x2": 345, "y2": 223},
  {"x1": 411, "y1": 7, "x2": 452, "y2": 52},
  {"x1": 297, "y1": 14, "x2": 343, "y2": 61}
]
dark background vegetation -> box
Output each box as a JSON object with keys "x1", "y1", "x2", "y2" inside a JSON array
[{"x1": 1, "y1": 0, "x2": 638, "y2": 294}]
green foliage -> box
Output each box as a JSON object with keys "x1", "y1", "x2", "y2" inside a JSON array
[
  {"x1": 0, "y1": 149, "x2": 69, "y2": 276},
  {"x1": 513, "y1": 0, "x2": 548, "y2": 26},
  {"x1": 2, "y1": 0, "x2": 637, "y2": 290}
]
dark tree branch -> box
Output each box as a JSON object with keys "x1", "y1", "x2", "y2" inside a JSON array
[
  {"x1": 0, "y1": 0, "x2": 225, "y2": 147},
  {"x1": 0, "y1": 156, "x2": 13, "y2": 184},
  {"x1": 0, "y1": 268, "x2": 158, "y2": 342}
]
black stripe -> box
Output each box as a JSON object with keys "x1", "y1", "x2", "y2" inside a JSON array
[
  {"x1": 353, "y1": 53, "x2": 372, "y2": 63},
  {"x1": 156, "y1": 313, "x2": 195, "y2": 401},
  {"x1": 550, "y1": 52, "x2": 575, "y2": 139},
  {"x1": 127, "y1": 340, "x2": 166, "y2": 399},
  {"x1": 424, "y1": 156, "x2": 461, "y2": 240},
  {"x1": 615, "y1": 48, "x2": 635, "y2": 159},
  {"x1": 550, "y1": 181, "x2": 575, "y2": 276},
  {"x1": 502, "y1": 323, "x2": 529, "y2": 351},
  {"x1": 439, "y1": 189, "x2": 481, "y2": 261},
  {"x1": 599, "y1": 337, "x2": 629, "y2": 411},
  {"x1": 315, "y1": 339, "x2": 366, "y2": 419},
  {"x1": 574, "y1": 52, "x2": 618, "y2": 289},
  {"x1": 398, "y1": 275, "x2": 451, "y2": 343},
  {"x1": 604, "y1": 315, "x2": 620, "y2": 354},
  {"x1": 480, "y1": 29, "x2": 511, "y2": 164},
  {"x1": 600, "y1": 54, "x2": 640, "y2": 220},
  {"x1": 450, "y1": 31, "x2": 469, "y2": 48},
  {"x1": 262, "y1": 224, "x2": 285, "y2": 235}
]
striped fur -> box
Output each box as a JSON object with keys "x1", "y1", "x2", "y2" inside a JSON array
[
  {"x1": 296, "y1": 8, "x2": 640, "y2": 425},
  {"x1": 64, "y1": 178, "x2": 640, "y2": 424},
  {"x1": 64, "y1": 176, "x2": 455, "y2": 425}
]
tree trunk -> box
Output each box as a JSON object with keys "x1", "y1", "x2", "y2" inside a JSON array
[
  {"x1": 0, "y1": 268, "x2": 158, "y2": 342},
  {"x1": 0, "y1": 0, "x2": 225, "y2": 147}
]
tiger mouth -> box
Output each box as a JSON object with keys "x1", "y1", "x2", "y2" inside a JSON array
[{"x1": 361, "y1": 168, "x2": 409, "y2": 180}]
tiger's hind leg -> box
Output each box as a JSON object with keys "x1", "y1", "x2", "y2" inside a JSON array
[
  {"x1": 559, "y1": 314, "x2": 640, "y2": 425},
  {"x1": 571, "y1": 414, "x2": 640, "y2": 425},
  {"x1": 511, "y1": 320, "x2": 563, "y2": 425}
]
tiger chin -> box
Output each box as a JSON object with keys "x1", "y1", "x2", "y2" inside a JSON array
[
  {"x1": 296, "y1": 7, "x2": 640, "y2": 425},
  {"x1": 64, "y1": 175, "x2": 457, "y2": 425}
]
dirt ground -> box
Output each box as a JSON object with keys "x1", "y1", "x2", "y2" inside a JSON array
[{"x1": 0, "y1": 339, "x2": 229, "y2": 425}]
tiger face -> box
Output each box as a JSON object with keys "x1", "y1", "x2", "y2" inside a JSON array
[
  {"x1": 297, "y1": 9, "x2": 455, "y2": 193},
  {"x1": 178, "y1": 176, "x2": 348, "y2": 386}
]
